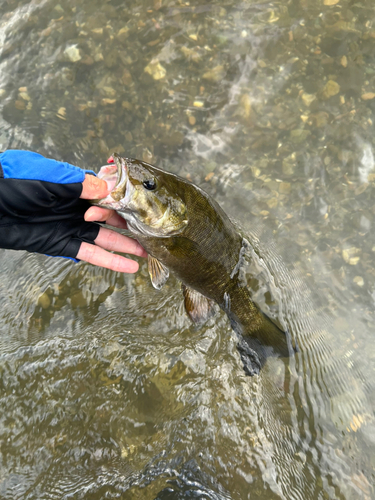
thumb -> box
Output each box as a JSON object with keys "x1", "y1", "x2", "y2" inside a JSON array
[{"x1": 80, "y1": 174, "x2": 110, "y2": 199}]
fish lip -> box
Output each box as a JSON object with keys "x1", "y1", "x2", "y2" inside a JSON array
[{"x1": 113, "y1": 152, "x2": 127, "y2": 188}]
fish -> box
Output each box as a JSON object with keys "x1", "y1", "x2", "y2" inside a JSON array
[{"x1": 95, "y1": 153, "x2": 295, "y2": 375}]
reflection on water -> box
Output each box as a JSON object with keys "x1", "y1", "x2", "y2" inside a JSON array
[{"x1": 1, "y1": 0, "x2": 375, "y2": 498}]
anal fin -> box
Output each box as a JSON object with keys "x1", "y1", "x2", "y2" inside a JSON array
[
  {"x1": 148, "y1": 255, "x2": 169, "y2": 290},
  {"x1": 182, "y1": 284, "x2": 216, "y2": 324}
]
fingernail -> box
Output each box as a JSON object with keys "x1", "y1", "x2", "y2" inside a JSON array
[{"x1": 123, "y1": 262, "x2": 139, "y2": 273}]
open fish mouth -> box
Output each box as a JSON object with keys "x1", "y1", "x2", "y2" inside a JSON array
[
  {"x1": 97, "y1": 153, "x2": 126, "y2": 190},
  {"x1": 94, "y1": 153, "x2": 129, "y2": 208},
  {"x1": 96, "y1": 163, "x2": 118, "y2": 192}
]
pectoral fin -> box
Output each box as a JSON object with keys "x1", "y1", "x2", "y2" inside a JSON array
[
  {"x1": 148, "y1": 255, "x2": 169, "y2": 290},
  {"x1": 182, "y1": 285, "x2": 216, "y2": 324}
]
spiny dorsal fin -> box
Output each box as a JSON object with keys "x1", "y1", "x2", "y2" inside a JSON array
[
  {"x1": 182, "y1": 284, "x2": 216, "y2": 324},
  {"x1": 148, "y1": 255, "x2": 169, "y2": 290}
]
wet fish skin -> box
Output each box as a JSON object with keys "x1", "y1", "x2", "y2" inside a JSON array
[{"x1": 95, "y1": 154, "x2": 292, "y2": 375}]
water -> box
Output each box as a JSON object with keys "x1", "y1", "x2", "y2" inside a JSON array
[{"x1": 0, "y1": 0, "x2": 375, "y2": 498}]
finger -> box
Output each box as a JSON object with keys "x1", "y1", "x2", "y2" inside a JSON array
[
  {"x1": 84, "y1": 206, "x2": 128, "y2": 229},
  {"x1": 80, "y1": 174, "x2": 109, "y2": 199},
  {"x1": 77, "y1": 242, "x2": 140, "y2": 273},
  {"x1": 94, "y1": 227, "x2": 147, "y2": 258}
]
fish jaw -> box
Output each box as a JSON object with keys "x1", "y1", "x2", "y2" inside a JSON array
[{"x1": 94, "y1": 154, "x2": 130, "y2": 211}]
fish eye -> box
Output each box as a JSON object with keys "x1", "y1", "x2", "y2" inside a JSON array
[{"x1": 142, "y1": 179, "x2": 157, "y2": 190}]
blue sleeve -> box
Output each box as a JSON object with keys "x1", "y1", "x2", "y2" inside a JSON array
[{"x1": 0, "y1": 150, "x2": 96, "y2": 183}]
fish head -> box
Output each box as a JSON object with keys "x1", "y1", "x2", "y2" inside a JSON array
[{"x1": 95, "y1": 153, "x2": 188, "y2": 237}]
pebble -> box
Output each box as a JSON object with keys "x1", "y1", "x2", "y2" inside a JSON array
[
  {"x1": 279, "y1": 182, "x2": 291, "y2": 194},
  {"x1": 188, "y1": 115, "x2": 196, "y2": 126},
  {"x1": 361, "y1": 92, "x2": 375, "y2": 100},
  {"x1": 104, "y1": 52, "x2": 117, "y2": 68},
  {"x1": 202, "y1": 65, "x2": 225, "y2": 82},
  {"x1": 349, "y1": 256, "x2": 360, "y2": 266},
  {"x1": 57, "y1": 107, "x2": 66, "y2": 119},
  {"x1": 117, "y1": 27, "x2": 129, "y2": 42},
  {"x1": 301, "y1": 92, "x2": 316, "y2": 107},
  {"x1": 282, "y1": 154, "x2": 296, "y2": 175},
  {"x1": 342, "y1": 247, "x2": 361, "y2": 264},
  {"x1": 180, "y1": 46, "x2": 201, "y2": 62},
  {"x1": 267, "y1": 198, "x2": 278, "y2": 208},
  {"x1": 353, "y1": 276, "x2": 364, "y2": 287},
  {"x1": 340, "y1": 56, "x2": 347, "y2": 67},
  {"x1": 64, "y1": 44, "x2": 82, "y2": 62},
  {"x1": 101, "y1": 98, "x2": 116, "y2": 105},
  {"x1": 309, "y1": 111, "x2": 329, "y2": 127},
  {"x1": 122, "y1": 101, "x2": 133, "y2": 110},
  {"x1": 102, "y1": 86, "x2": 116, "y2": 97},
  {"x1": 321, "y1": 80, "x2": 340, "y2": 99},
  {"x1": 251, "y1": 167, "x2": 261, "y2": 178},
  {"x1": 94, "y1": 52, "x2": 104, "y2": 62},
  {"x1": 19, "y1": 91, "x2": 30, "y2": 101},
  {"x1": 290, "y1": 129, "x2": 311, "y2": 143},
  {"x1": 81, "y1": 55, "x2": 94, "y2": 65},
  {"x1": 239, "y1": 94, "x2": 252, "y2": 119},
  {"x1": 144, "y1": 60, "x2": 166, "y2": 80},
  {"x1": 15, "y1": 100, "x2": 26, "y2": 110}
]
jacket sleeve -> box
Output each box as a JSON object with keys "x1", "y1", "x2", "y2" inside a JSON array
[{"x1": 0, "y1": 150, "x2": 100, "y2": 258}]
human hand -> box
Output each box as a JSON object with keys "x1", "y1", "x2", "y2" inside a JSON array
[
  {"x1": 79, "y1": 174, "x2": 147, "y2": 272},
  {"x1": 0, "y1": 150, "x2": 146, "y2": 273}
]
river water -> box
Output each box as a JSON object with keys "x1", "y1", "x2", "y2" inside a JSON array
[{"x1": 0, "y1": 0, "x2": 375, "y2": 499}]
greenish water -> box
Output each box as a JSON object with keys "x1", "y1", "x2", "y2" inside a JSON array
[{"x1": 0, "y1": 0, "x2": 375, "y2": 498}]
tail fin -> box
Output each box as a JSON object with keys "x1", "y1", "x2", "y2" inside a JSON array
[{"x1": 235, "y1": 313, "x2": 296, "y2": 376}]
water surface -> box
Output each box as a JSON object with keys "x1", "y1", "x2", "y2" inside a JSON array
[{"x1": 0, "y1": 0, "x2": 375, "y2": 498}]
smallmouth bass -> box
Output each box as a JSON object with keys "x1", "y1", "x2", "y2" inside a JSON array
[{"x1": 95, "y1": 154, "x2": 295, "y2": 375}]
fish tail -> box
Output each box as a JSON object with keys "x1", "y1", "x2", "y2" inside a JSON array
[{"x1": 234, "y1": 312, "x2": 296, "y2": 376}]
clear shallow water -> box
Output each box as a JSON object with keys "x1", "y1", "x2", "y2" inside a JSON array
[{"x1": 0, "y1": 0, "x2": 375, "y2": 498}]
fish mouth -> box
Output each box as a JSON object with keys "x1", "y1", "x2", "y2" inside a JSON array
[
  {"x1": 96, "y1": 164, "x2": 118, "y2": 192},
  {"x1": 113, "y1": 153, "x2": 127, "y2": 189},
  {"x1": 95, "y1": 153, "x2": 128, "y2": 208}
]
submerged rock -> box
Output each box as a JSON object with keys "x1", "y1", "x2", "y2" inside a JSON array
[
  {"x1": 64, "y1": 44, "x2": 82, "y2": 62},
  {"x1": 321, "y1": 80, "x2": 340, "y2": 99},
  {"x1": 144, "y1": 60, "x2": 166, "y2": 80}
]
